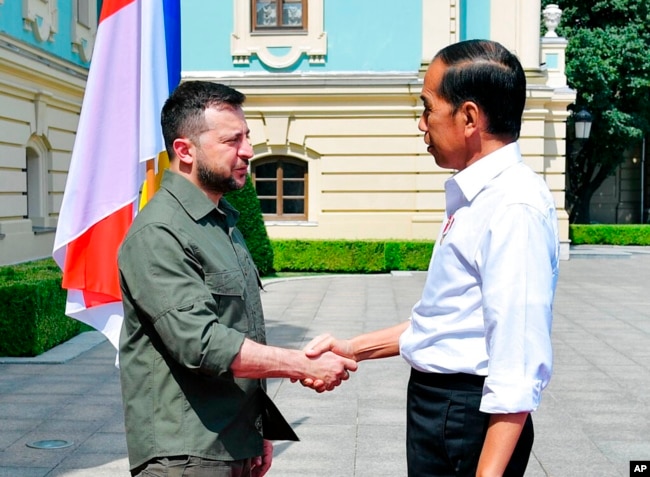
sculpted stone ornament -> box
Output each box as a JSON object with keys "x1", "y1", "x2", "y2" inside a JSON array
[
  {"x1": 543, "y1": 4, "x2": 563, "y2": 38},
  {"x1": 22, "y1": 0, "x2": 58, "y2": 43}
]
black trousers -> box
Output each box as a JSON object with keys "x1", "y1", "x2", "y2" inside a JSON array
[{"x1": 406, "y1": 369, "x2": 534, "y2": 477}]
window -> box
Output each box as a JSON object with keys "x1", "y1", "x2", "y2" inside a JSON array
[
  {"x1": 252, "y1": 0, "x2": 307, "y2": 31},
  {"x1": 25, "y1": 141, "x2": 52, "y2": 231},
  {"x1": 232, "y1": 0, "x2": 325, "y2": 68},
  {"x1": 253, "y1": 157, "x2": 307, "y2": 220}
]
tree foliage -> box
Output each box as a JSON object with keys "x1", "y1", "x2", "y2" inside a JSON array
[{"x1": 542, "y1": 0, "x2": 650, "y2": 223}]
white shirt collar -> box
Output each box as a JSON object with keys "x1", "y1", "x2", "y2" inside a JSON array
[{"x1": 445, "y1": 142, "x2": 522, "y2": 215}]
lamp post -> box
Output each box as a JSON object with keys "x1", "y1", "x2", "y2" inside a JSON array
[
  {"x1": 573, "y1": 108, "x2": 593, "y2": 140},
  {"x1": 567, "y1": 107, "x2": 593, "y2": 224}
]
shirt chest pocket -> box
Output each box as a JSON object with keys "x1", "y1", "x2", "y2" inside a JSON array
[{"x1": 204, "y1": 270, "x2": 248, "y2": 333}]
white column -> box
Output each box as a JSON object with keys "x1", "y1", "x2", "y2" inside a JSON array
[
  {"x1": 421, "y1": 0, "x2": 458, "y2": 72},
  {"x1": 517, "y1": 0, "x2": 541, "y2": 69}
]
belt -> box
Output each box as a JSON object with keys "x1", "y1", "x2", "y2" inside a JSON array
[{"x1": 410, "y1": 368, "x2": 485, "y2": 390}]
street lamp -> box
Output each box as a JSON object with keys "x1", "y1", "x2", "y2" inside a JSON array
[{"x1": 574, "y1": 108, "x2": 593, "y2": 140}]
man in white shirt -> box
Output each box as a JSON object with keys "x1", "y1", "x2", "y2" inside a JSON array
[{"x1": 301, "y1": 39, "x2": 559, "y2": 477}]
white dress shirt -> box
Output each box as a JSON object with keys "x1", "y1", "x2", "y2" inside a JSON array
[{"x1": 399, "y1": 142, "x2": 559, "y2": 414}]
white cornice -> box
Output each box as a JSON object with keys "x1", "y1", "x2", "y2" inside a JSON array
[
  {"x1": 0, "y1": 36, "x2": 88, "y2": 82},
  {"x1": 183, "y1": 71, "x2": 422, "y2": 88}
]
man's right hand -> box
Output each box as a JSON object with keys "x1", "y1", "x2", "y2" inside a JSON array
[
  {"x1": 304, "y1": 333, "x2": 356, "y2": 360},
  {"x1": 292, "y1": 322, "x2": 409, "y2": 391},
  {"x1": 303, "y1": 349, "x2": 357, "y2": 393},
  {"x1": 294, "y1": 334, "x2": 357, "y2": 392},
  {"x1": 231, "y1": 338, "x2": 356, "y2": 391}
]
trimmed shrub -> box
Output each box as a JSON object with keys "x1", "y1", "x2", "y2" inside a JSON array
[
  {"x1": 570, "y1": 224, "x2": 650, "y2": 245},
  {"x1": 225, "y1": 174, "x2": 274, "y2": 276},
  {"x1": 271, "y1": 239, "x2": 433, "y2": 273},
  {"x1": 0, "y1": 259, "x2": 90, "y2": 357},
  {"x1": 385, "y1": 241, "x2": 434, "y2": 271}
]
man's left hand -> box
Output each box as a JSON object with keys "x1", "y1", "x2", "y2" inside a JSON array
[{"x1": 251, "y1": 439, "x2": 273, "y2": 476}]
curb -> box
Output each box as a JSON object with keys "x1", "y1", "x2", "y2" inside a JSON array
[{"x1": 0, "y1": 330, "x2": 107, "y2": 364}]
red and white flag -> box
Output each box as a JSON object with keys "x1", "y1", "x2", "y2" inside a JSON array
[{"x1": 52, "y1": 0, "x2": 181, "y2": 349}]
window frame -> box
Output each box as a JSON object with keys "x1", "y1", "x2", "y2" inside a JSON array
[
  {"x1": 251, "y1": 0, "x2": 308, "y2": 32},
  {"x1": 252, "y1": 156, "x2": 308, "y2": 221}
]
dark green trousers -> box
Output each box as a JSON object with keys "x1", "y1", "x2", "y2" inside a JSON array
[{"x1": 132, "y1": 456, "x2": 253, "y2": 477}]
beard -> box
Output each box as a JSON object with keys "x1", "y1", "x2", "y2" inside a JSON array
[{"x1": 196, "y1": 156, "x2": 246, "y2": 195}]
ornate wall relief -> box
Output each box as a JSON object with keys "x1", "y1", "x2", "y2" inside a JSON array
[
  {"x1": 231, "y1": 0, "x2": 326, "y2": 69},
  {"x1": 71, "y1": 0, "x2": 97, "y2": 62},
  {"x1": 22, "y1": 0, "x2": 58, "y2": 43}
]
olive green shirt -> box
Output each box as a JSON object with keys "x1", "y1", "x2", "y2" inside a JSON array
[{"x1": 118, "y1": 171, "x2": 285, "y2": 470}]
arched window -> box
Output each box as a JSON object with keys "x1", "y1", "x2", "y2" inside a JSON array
[
  {"x1": 252, "y1": 157, "x2": 307, "y2": 221},
  {"x1": 25, "y1": 142, "x2": 49, "y2": 230}
]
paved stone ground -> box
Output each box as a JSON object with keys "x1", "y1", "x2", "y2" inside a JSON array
[{"x1": 1, "y1": 246, "x2": 649, "y2": 476}]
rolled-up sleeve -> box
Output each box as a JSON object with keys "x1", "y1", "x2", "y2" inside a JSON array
[
  {"x1": 477, "y1": 202, "x2": 557, "y2": 413},
  {"x1": 119, "y1": 222, "x2": 245, "y2": 376}
]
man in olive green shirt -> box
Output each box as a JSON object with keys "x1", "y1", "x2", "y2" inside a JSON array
[{"x1": 118, "y1": 81, "x2": 357, "y2": 477}]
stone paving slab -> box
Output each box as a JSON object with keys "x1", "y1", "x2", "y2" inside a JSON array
[{"x1": 1, "y1": 247, "x2": 649, "y2": 476}]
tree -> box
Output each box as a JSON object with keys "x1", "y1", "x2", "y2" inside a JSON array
[
  {"x1": 225, "y1": 175, "x2": 275, "y2": 276},
  {"x1": 542, "y1": 0, "x2": 650, "y2": 223}
]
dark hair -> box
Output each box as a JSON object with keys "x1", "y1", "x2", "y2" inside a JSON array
[
  {"x1": 434, "y1": 40, "x2": 526, "y2": 139},
  {"x1": 161, "y1": 81, "x2": 246, "y2": 158}
]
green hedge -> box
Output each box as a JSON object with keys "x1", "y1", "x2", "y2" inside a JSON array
[
  {"x1": 5, "y1": 224, "x2": 647, "y2": 357},
  {"x1": 569, "y1": 224, "x2": 650, "y2": 245},
  {"x1": 0, "y1": 258, "x2": 91, "y2": 357},
  {"x1": 0, "y1": 240, "x2": 433, "y2": 357},
  {"x1": 271, "y1": 239, "x2": 433, "y2": 273}
]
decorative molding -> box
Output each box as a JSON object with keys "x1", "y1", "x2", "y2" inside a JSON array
[
  {"x1": 0, "y1": 38, "x2": 89, "y2": 84},
  {"x1": 71, "y1": 0, "x2": 97, "y2": 63},
  {"x1": 22, "y1": 0, "x2": 58, "y2": 43},
  {"x1": 231, "y1": 0, "x2": 327, "y2": 69},
  {"x1": 34, "y1": 91, "x2": 53, "y2": 136}
]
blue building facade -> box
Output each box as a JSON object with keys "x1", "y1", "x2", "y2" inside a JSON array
[
  {"x1": 0, "y1": 0, "x2": 576, "y2": 265},
  {"x1": 182, "y1": 0, "x2": 422, "y2": 74},
  {"x1": 180, "y1": 0, "x2": 574, "y2": 257}
]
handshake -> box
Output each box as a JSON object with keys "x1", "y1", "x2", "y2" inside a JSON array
[
  {"x1": 292, "y1": 334, "x2": 357, "y2": 393},
  {"x1": 290, "y1": 322, "x2": 407, "y2": 392},
  {"x1": 240, "y1": 322, "x2": 404, "y2": 394}
]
